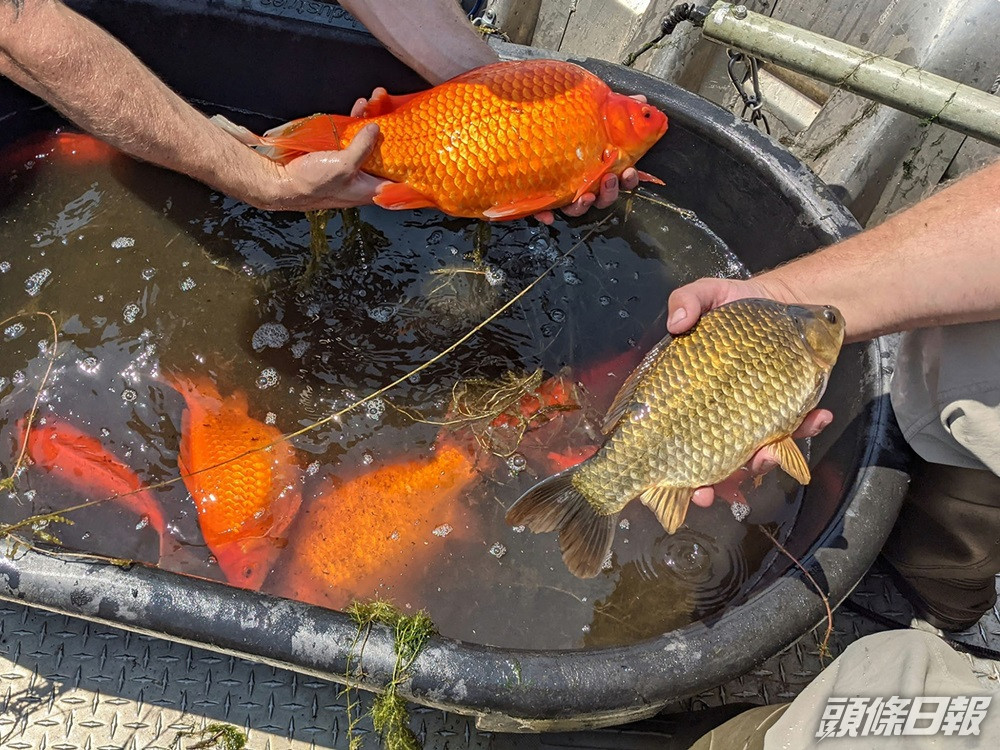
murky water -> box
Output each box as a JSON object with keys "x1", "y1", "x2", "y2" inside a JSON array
[{"x1": 0, "y1": 128, "x2": 803, "y2": 649}]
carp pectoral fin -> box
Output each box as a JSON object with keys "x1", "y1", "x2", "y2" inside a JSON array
[
  {"x1": 572, "y1": 147, "x2": 620, "y2": 202},
  {"x1": 770, "y1": 436, "x2": 811, "y2": 484},
  {"x1": 601, "y1": 333, "x2": 672, "y2": 434},
  {"x1": 482, "y1": 194, "x2": 560, "y2": 220},
  {"x1": 639, "y1": 485, "x2": 693, "y2": 534},
  {"x1": 636, "y1": 169, "x2": 665, "y2": 186},
  {"x1": 374, "y1": 182, "x2": 439, "y2": 211},
  {"x1": 506, "y1": 471, "x2": 615, "y2": 579},
  {"x1": 362, "y1": 89, "x2": 419, "y2": 117}
]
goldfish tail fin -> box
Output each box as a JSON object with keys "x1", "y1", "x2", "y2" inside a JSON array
[
  {"x1": 506, "y1": 471, "x2": 615, "y2": 578},
  {"x1": 258, "y1": 114, "x2": 353, "y2": 163},
  {"x1": 635, "y1": 169, "x2": 665, "y2": 186}
]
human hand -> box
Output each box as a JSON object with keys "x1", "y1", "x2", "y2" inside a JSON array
[
  {"x1": 667, "y1": 275, "x2": 833, "y2": 508},
  {"x1": 534, "y1": 94, "x2": 649, "y2": 225}
]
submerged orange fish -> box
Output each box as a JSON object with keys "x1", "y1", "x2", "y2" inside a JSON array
[
  {"x1": 0, "y1": 131, "x2": 118, "y2": 172},
  {"x1": 19, "y1": 417, "x2": 185, "y2": 564},
  {"x1": 214, "y1": 59, "x2": 668, "y2": 220},
  {"x1": 166, "y1": 374, "x2": 302, "y2": 590},
  {"x1": 273, "y1": 440, "x2": 480, "y2": 610}
]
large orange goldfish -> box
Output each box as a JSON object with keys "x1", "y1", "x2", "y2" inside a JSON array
[
  {"x1": 272, "y1": 441, "x2": 480, "y2": 610},
  {"x1": 165, "y1": 374, "x2": 302, "y2": 590},
  {"x1": 214, "y1": 59, "x2": 668, "y2": 220}
]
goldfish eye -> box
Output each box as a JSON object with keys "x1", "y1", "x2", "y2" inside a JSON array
[
  {"x1": 823, "y1": 308, "x2": 838, "y2": 324},
  {"x1": 642, "y1": 108, "x2": 652, "y2": 119}
]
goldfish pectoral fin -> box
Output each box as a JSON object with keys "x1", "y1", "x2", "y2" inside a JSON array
[
  {"x1": 636, "y1": 169, "x2": 665, "y2": 186},
  {"x1": 601, "y1": 332, "x2": 673, "y2": 434},
  {"x1": 770, "y1": 435, "x2": 811, "y2": 484},
  {"x1": 482, "y1": 194, "x2": 560, "y2": 221},
  {"x1": 374, "y1": 182, "x2": 439, "y2": 211},
  {"x1": 572, "y1": 148, "x2": 621, "y2": 202},
  {"x1": 639, "y1": 485, "x2": 693, "y2": 534},
  {"x1": 505, "y1": 471, "x2": 614, "y2": 578},
  {"x1": 362, "y1": 90, "x2": 419, "y2": 117}
]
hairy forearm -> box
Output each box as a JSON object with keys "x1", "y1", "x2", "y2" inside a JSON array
[
  {"x1": 0, "y1": 0, "x2": 279, "y2": 204},
  {"x1": 342, "y1": 0, "x2": 498, "y2": 84},
  {"x1": 755, "y1": 160, "x2": 1000, "y2": 342}
]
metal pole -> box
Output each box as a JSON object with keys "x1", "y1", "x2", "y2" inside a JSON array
[{"x1": 700, "y1": 2, "x2": 1000, "y2": 147}]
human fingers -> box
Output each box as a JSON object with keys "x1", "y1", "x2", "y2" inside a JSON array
[
  {"x1": 667, "y1": 277, "x2": 769, "y2": 334},
  {"x1": 556, "y1": 192, "x2": 596, "y2": 218}
]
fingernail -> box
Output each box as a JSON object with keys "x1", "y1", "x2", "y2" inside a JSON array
[
  {"x1": 604, "y1": 175, "x2": 617, "y2": 190},
  {"x1": 668, "y1": 308, "x2": 686, "y2": 328}
]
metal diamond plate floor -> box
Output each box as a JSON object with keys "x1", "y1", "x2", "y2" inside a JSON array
[{"x1": 2, "y1": 567, "x2": 998, "y2": 749}]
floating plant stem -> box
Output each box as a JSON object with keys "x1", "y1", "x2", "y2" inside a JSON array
[{"x1": 760, "y1": 525, "x2": 834, "y2": 661}]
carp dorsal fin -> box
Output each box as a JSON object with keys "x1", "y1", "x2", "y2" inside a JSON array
[
  {"x1": 601, "y1": 333, "x2": 672, "y2": 434},
  {"x1": 770, "y1": 435, "x2": 811, "y2": 484},
  {"x1": 639, "y1": 484, "x2": 693, "y2": 534}
]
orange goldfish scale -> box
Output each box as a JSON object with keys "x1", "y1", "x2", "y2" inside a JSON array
[
  {"x1": 280, "y1": 444, "x2": 477, "y2": 603},
  {"x1": 344, "y1": 61, "x2": 613, "y2": 217}
]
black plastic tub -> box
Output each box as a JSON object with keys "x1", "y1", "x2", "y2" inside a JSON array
[{"x1": 0, "y1": 0, "x2": 910, "y2": 732}]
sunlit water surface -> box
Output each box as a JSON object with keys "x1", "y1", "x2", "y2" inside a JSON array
[{"x1": 0, "y1": 129, "x2": 803, "y2": 649}]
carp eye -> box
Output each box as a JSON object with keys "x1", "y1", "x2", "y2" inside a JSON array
[
  {"x1": 642, "y1": 108, "x2": 652, "y2": 119},
  {"x1": 823, "y1": 308, "x2": 838, "y2": 324}
]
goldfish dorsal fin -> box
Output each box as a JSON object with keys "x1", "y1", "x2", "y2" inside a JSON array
[
  {"x1": 601, "y1": 333, "x2": 672, "y2": 434},
  {"x1": 482, "y1": 193, "x2": 561, "y2": 221},
  {"x1": 572, "y1": 147, "x2": 620, "y2": 202},
  {"x1": 362, "y1": 89, "x2": 420, "y2": 117},
  {"x1": 374, "y1": 182, "x2": 439, "y2": 211},
  {"x1": 639, "y1": 484, "x2": 693, "y2": 534},
  {"x1": 770, "y1": 435, "x2": 811, "y2": 484}
]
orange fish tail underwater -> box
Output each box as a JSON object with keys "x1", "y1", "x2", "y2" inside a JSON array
[{"x1": 213, "y1": 59, "x2": 668, "y2": 220}]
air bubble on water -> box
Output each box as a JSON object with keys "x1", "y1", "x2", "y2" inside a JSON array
[
  {"x1": 251, "y1": 322, "x2": 289, "y2": 352},
  {"x1": 506, "y1": 453, "x2": 527, "y2": 476},
  {"x1": 484, "y1": 265, "x2": 505, "y2": 286},
  {"x1": 618, "y1": 309, "x2": 630, "y2": 319},
  {"x1": 427, "y1": 230, "x2": 443, "y2": 246},
  {"x1": 599, "y1": 295, "x2": 611, "y2": 306},
  {"x1": 366, "y1": 305, "x2": 394, "y2": 323},
  {"x1": 12, "y1": 370, "x2": 26, "y2": 385},
  {"x1": 135, "y1": 515, "x2": 149, "y2": 531},
  {"x1": 290, "y1": 340, "x2": 309, "y2": 359},
  {"x1": 182, "y1": 260, "x2": 190, "y2": 268},
  {"x1": 432, "y1": 524, "x2": 453, "y2": 538},
  {"x1": 0, "y1": 261, "x2": 10, "y2": 273},
  {"x1": 562, "y1": 270, "x2": 581, "y2": 285},
  {"x1": 306, "y1": 461, "x2": 320, "y2": 476},
  {"x1": 111, "y1": 236, "x2": 135, "y2": 249},
  {"x1": 99, "y1": 427, "x2": 111, "y2": 438},
  {"x1": 122, "y1": 303, "x2": 140, "y2": 324},
  {"x1": 265, "y1": 412, "x2": 277, "y2": 425},
  {"x1": 364, "y1": 398, "x2": 385, "y2": 421},
  {"x1": 731, "y1": 501, "x2": 751, "y2": 523},
  {"x1": 25, "y1": 268, "x2": 52, "y2": 297},
  {"x1": 179, "y1": 277, "x2": 196, "y2": 292},
  {"x1": 548, "y1": 308, "x2": 566, "y2": 323},
  {"x1": 361, "y1": 450, "x2": 375, "y2": 466},
  {"x1": 447, "y1": 245, "x2": 459, "y2": 256},
  {"x1": 122, "y1": 388, "x2": 137, "y2": 402},
  {"x1": 408, "y1": 373, "x2": 421, "y2": 384},
  {"x1": 256, "y1": 367, "x2": 278, "y2": 389},
  {"x1": 4, "y1": 323, "x2": 25, "y2": 340},
  {"x1": 488, "y1": 542, "x2": 507, "y2": 559},
  {"x1": 23, "y1": 489, "x2": 36, "y2": 502},
  {"x1": 141, "y1": 267, "x2": 156, "y2": 280},
  {"x1": 581, "y1": 624, "x2": 591, "y2": 634},
  {"x1": 77, "y1": 356, "x2": 100, "y2": 375},
  {"x1": 601, "y1": 551, "x2": 614, "y2": 570},
  {"x1": 512, "y1": 525, "x2": 525, "y2": 533},
  {"x1": 619, "y1": 518, "x2": 630, "y2": 530}
]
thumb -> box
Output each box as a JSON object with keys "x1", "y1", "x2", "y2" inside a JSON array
[
  {"x1": 341, "y1": 123, "x2": 380, "y2": 168},
  {"x1": 667, "y1": 278, "x2": 733, "y2": 334}
]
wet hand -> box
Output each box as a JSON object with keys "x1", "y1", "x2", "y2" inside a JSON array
[
  {"x1": 534, "y1": 95, "x2": 649, "y2": 225},
  {"x1": 667, "y1": 275, "x2": 833, "y2": 508}
]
